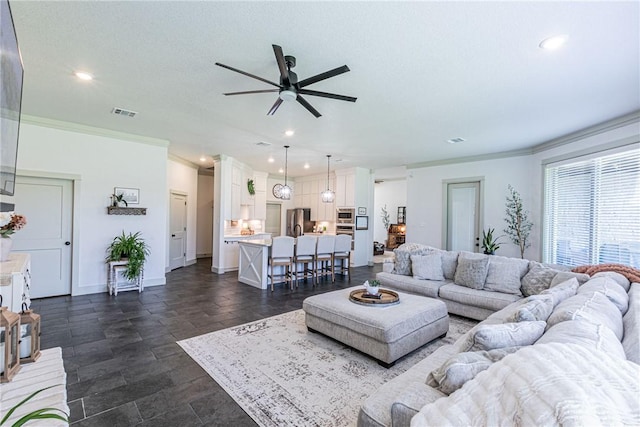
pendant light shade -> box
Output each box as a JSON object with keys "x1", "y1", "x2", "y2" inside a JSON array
[
  {"x1": 321, "y1": 154, "x2": 335, "y2": 203},
  {"x1": 272, "y1": 145, "x2": 292, "y2": 200}
]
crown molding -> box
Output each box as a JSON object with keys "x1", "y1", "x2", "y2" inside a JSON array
[
  {"x1": 168, "y1": 153, "x2": 199, "y2": 169},
  {"x1": 407, "y1": 148, "x2": 532, "y2": 169},
  {"x1": 21, "y1": 115, "x2": 170, "y2": 148}
]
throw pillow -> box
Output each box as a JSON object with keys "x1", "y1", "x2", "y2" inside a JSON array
[
  {"x1": 439, "y1": 250, "x2": 459, "y2": 280},
  {"x1": 457, "y1": 321, "x2": 546, "y2": 352},
  {"x1": 411, "y1": 253, "x2": 445, "y2": 281},
  {"x1": 484, "y1": 258, "x2": 525, "y2": 296},
  {"x1": 521, "y1": 263, "x2": 560, "y2": 296},
  {"x1": 547, "y1": 291, "x2": 624, "y2": 340},
  {"x1": 454, "y1": 255, "x2": 490, "y2": 290},
  {"x1": 392, "y1": 249, "x2": 412, "y2": 276},
  {"x1": 577, "y1": 277, "x2": 629, "y2": 314},
  {"x1": 505, "y1": 294, "x2": 554, "y2": 322},
  {"x1": 549, "y1": 271, "x2": 590, "y2": 287},
  {"x1": 426, "y1": 347, "x2": 521, "y2": 395},
  {"x1": 540, "y1": 277, "x2": 579, "y2": 307}
]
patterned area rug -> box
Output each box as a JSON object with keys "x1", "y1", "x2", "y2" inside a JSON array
[{"x1": 178, "y1": 309, "x2": 475, "y2": 427}]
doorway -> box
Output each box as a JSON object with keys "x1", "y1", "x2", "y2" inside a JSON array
[
  {"x1": 265, "y1": 203, "x2": 281, "y2": 236},
  {"x1": 11, "y1": 176, "x2": 73, "y2": 298},
  {"x1": 169, "y1": 192, "x2": 187, "y2": 270},
  {"x1": 445, "y1": 181, "x2": 482, "y2": 252}
]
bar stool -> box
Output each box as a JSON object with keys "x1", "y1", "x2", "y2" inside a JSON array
[
  {"x1": 315, "y1": 235, "x2": 335, "y2": 284},
  {"x1": 294, "y1": 235, "x2": 317, "y2": 287},
  {"x1": 333, "y1": 234, "x2": 352, "y2": 281},
  {"x1": 268, "y1": 236, "x2": 295, "y2": 291}
]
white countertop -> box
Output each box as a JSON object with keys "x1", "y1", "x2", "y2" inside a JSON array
[
  {"x1": 238, "y1": 239, "x2": 272, "y2": 246},
  {"x1": 224, "y1": 233, "x2": 271, "y2": 241}
]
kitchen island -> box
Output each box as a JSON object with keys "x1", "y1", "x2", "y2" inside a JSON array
[{"x1": 237, "y1": 239, "x2": 272, "y2": 289}]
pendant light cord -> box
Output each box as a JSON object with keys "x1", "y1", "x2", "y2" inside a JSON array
[
  {"x1": 284, "y1": 145, "x2": 289, "y2": 187},
  {"x1": 326, "y1": 155, "x2": 331, "y2": 189}
]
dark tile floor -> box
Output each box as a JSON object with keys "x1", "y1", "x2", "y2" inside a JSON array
[{"x1": 30, "y1": 258, "x2": 382, "y2": 426}]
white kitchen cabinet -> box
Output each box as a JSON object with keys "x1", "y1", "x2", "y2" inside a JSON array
[
  {"x1": 335, "y1": 173, "x2": 356, "y2": 207},
  {"x1": 0, "y1": 253, "x2": 31, "y2": 313},
  {"x1": 254, "y1": 191, "x2": 267, "y2": 219}
]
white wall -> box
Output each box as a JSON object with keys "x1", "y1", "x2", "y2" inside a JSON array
[
  {"x1": 374, "y1": 179, "x2": 407, "y2": 244},
  {"x1": 196, "y1": 172, "x2": 213, "y2": 257},
  {"x1": 267, "y1": 176, "x2": 296, "y2": 236},
  {"x1": 16, "y1": 122, "x2": 168, "y2": 295},
  {"x1": 166, "y1": 158, "x2": 198, "y2": 267}
]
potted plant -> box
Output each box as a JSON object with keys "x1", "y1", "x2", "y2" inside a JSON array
[
  {"x1": 481, "y1": 227, "x2": 502, "y2": 255},
  {"x1": 106, "y1": 231, "x2": 150, "y2": 281},
  {"x1": 504, "y1": 184, "x2": 533, "y2": 259},
  {"x1": 364, "y1": 279, "x2": 381, "y2": 296},
  {"x1": 111, "y1": 193, "x2": 128, "y2": 207}
]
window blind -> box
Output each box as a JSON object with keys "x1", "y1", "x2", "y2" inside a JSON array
[{"x1": 543, "y1": 146, "x2": 640, "y2": 268}]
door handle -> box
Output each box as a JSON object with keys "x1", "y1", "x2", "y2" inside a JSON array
[
  {"x1": 172, "y1": 234, "x2": 176, "y2": 237},
  {"x1": 65, "y1": 241, "x2": 71, "y2": 246}
]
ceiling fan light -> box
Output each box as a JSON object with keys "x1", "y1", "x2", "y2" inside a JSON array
[
  {"x1": 321, "y1": 189, "x2": 335, "y2": 203},
  {"x1": 279, "y1": 90, "x2": 297, "y2": 102}
]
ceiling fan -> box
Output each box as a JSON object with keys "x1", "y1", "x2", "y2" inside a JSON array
[{"x1": 215, "y1": 44, "x2": 357, "y2": 118}]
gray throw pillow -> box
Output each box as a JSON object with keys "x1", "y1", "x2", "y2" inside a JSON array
[
  {"x1": 439, "y1": 250, "x2": 459, "y2": 280},
  {"x1": 393, "y1": 249, "x2": 412, "y2": 276},
  {"x1": 454, "y1": 255, "x2": 490, "y2": 290},
  {"x1": 484, "y1": 259, "x2": 525, "y2": 296},
  {"x1": 506, "y1": 294, "x2": 554, "y2": 322},
  {"x1": 550, "y1": 271, "x2": 590, "y2": 287},
  {"x1": 547, "y1": 291, "x2": 624, "y2": 340},
  {"x1": 521, "y1": 263, "x2": 560, "y2": 296},
  {"x1": 541, "y1": 277, "x2": 579, "y2": 307},
  {"x1": 411, "y1": 253, "x2": 445, "y2": 281},
  {"x1": 426, "y1": 347, "x2": 521, "y2": 395},
  {"x1": 457, "y1": 321, "x2": 547, "y2": 352}
]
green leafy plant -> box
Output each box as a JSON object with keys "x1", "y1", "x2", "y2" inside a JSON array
[
  {"x1": 106, "y1": 231, "x2": 150, "y2": 280},
  {"x1": 481, "y1": 227, "x2": 502, "y2": 255},
  {"x1": 504, "y1": 184, "x2": 533, "y2": 259},
  {"x1": 0, "y1": 385, "x2": 69, "y2": 426},
  {"x1": 380, "y1": 205, "x2": 390, "y2": 230},
  {"x1": 111, "y1": 193, "x2": 128, "y2": 207},
  {"x1": 369, "y1": 279, "x2": 380, "y2": 287},
  {"x1": 247, "y1": 179, "x2": 256, "y2": 196}
]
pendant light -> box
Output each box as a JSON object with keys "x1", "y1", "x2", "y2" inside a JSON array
[
  {"x1": 281, "y1": 145, "x2": 292, "y2": 200},
  {"x1": 321, "y1": 155, "x2": 335, "y2": 203}
]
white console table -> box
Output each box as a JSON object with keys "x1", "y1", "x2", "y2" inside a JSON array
[{"x1": 0, "y1": 253, "x2": 31, "y2": 312}]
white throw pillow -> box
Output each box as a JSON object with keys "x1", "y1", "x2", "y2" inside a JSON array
[
  {"x1": 411, "y1": 253, "x2": 445, "y2": 281},
  {"x1": 577, "y1": 277, "x2": 629, "y2": 314},
  {"x1": 547, "y1": 291, "x2": 624, "y2": 340},
  {"x1": 458, "y1": 321, "x2": 547, "y2": 352},
  {"x1": 506, "y1": 294, "x2": 554, "y2": 322},
  {"x1": 541, "y1": 277, "x2": 579, "y2": 307}
]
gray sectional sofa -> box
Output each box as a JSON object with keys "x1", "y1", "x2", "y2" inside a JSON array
[{"x1": 358, "y1": 244, "x2": 640, "y2": 427}]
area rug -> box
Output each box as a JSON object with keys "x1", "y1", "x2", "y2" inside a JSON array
[{"x1": 178, "y1": 309, "x2": 476, "y2": 427}]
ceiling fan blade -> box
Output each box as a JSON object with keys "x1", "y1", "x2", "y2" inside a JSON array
[
  {"x1": 296, "y1": 95, "x2": 322, "y2": 118},
  {"x1": 215, "y1": 62, "x2": 281, "y2": 88},
  {"x1": 297, "y1": 65, "x2": 350, "y2": 88},
  {"x1": 223, "y1": 89, "x2": 280, "y2": 96},
  {"x1": 267, "y1": 97, "x2": 284, "y2": 115},
  {"x1": 298, "y1": 89, "x2": 357, "y2": 102},
  {"x1": 272, "y1": 45, "x2": 291, "y2": 87}
]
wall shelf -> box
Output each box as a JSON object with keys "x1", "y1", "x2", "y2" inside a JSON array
[{"x1": 107, "y1": 206, "x2": 147, "y2": 215}]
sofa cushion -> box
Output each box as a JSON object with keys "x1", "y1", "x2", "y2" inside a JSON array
[
  {"x1": 540, "y1": 277, "x2": 579, "y2": 307},
  {"x1": 547, "y1": 291, "x2": 624, "y2": 340},
  {"x1": 411, "y1": 253, "x2": 444, "y2": 281},
  {"x1": 439, "y1": 283, "x2": 521, "y2": 312},
  {"x1": 592, "y1": 271, "x2": 632, "y2": 292},
  {"x1": 550, "y1": 271, "x2": 590, "y2": 287},
  {"x1": 622, "y1": 282, "x2": 640, "y2": 364},
  {"x1": 457, "y1": 321, "x2": 546, "y2": 352},
  {"x1": 577, "y1": 277, "x2": 629, "y2": 314},
  {"x1": 536, "y1": 320, "x2": 627, "y2": 360},
  {"x1": 483, "y1": 256, "x2": 528, "y2": 296},
  {"x1": 505, "y1": 294, "x2": 554, "y2": 322},
  {"x1": 438, "y1": 250, "x2": 459, "y2": 281},
  {"x1": 454, "y1": 254, "x2": 490, "y2": 290},
  {"x1": 425, "y1": 347, "x2": 520, "y2": 395},
  {"x1": 521, "y1": 262, "x2": 560, "y2": 296},
  {"x1": 375, "y1": 272, "x2": 447, "y2": 299}
]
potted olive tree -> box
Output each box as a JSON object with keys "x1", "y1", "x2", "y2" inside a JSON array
[{"x1": 106, "y1": 231, "x2": 150, "y2": 281}]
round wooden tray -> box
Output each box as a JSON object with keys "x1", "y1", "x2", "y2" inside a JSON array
[{"x1": 349, "y1": 289, "x2": 400, "y2": 306}]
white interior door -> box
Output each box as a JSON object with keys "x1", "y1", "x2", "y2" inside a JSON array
[
  {"x1": 446, "y1": 182, "x2": 480, "y2": 252},
  {"x1": 11, "y1": 176, "x2": 73, "y2": 298},
  {"x1": 169, "y1": 192, "x2": 187, "y2": 270}
]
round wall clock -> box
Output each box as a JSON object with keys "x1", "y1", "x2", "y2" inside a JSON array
[{"x1": 272, "y1": 183, "x2": 283, "y2": 199}]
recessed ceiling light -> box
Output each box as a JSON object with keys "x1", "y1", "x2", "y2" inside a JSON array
[
  {"x1": 200, "y1": 156, "x2": 206, "y2": 162},
  {"x1": 284, "y1": 130, "x2": 295, "y2": 137},
  {"x1": 447, "y1": 137, "x2": 466, "y2": 144},
  {"x1": 74, "y1": 71, "x2": 93, "y2": 81},
  {"x1": 268, "y1": 156, "x2": 275, "y2": 163},
  {"x1": 539, "y1": 35, "x2": 568, "y2": 50},
  {"x1": 304, "y1": 163, "x2": 310, "y2": 169},
  {"x1": 278, "y1": 168, "x2": 284, "y2": 173}
]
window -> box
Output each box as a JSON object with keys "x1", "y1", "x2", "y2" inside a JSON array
[{"x1": 543, "y1": 147, "x2": 640, "y2": 268}]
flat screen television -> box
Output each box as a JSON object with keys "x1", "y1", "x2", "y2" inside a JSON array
[{"x1": 0, "y1": 0, "x2": 23, "y2": 196}]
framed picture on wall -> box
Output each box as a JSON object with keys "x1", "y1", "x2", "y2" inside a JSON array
[
  {"x1": 356, "y1": 216, "x2": 368, "y2": 230},
  {"x1": 358, "y1": 207, "x2": 367, "y2": 215},
  {"x1": 114, "y1": 187, "x2": 140, "y2": 205}
]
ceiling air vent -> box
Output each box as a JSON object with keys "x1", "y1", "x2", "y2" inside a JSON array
[
  {"x1": 447, "y1": 137, "x2": 466, "y2": 144},
  {"x1": 111, "y1": 107, "x2": 137, "y2": 118},
  {"x1": 255, "y1": 141, "x2": 271, "y2": 147}
]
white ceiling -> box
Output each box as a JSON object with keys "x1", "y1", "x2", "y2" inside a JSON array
[{"x1": 9, "y1": 1, "x2": 640, "y2": 178}]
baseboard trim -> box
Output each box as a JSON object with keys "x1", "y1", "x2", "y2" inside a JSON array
[{"x1": 72, "y1": 277, "x2": 166, "y2": 296}]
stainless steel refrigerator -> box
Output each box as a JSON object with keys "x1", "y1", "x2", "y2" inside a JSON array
[{"x1": 286, "y1": 208, "x2": 314, "y2": 237}]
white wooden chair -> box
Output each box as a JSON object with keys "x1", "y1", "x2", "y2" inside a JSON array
[
  {"x1": 294, "y1": 235, "x2": 317, "y2": 287},
  {"x1": 268, "y1": 236, "x2": 295, "y2": 291},
  {"x1": 315, "y1": 235, "x2": 335, "y2": 284},
  {"x1": 333, "y1": 234, "x2": 352, "y2": 281}
]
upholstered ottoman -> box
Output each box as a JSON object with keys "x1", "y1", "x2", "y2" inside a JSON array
[{"x1": 302, "y1": 286, "x2": 449, "y2": 367}]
